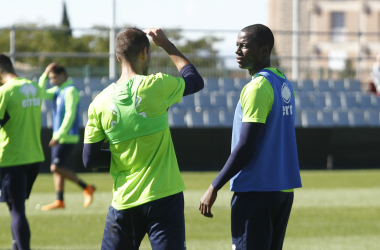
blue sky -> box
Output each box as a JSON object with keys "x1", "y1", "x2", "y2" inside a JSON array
[{"x1": 0, "y1": 0, "x2": 267, "y2": 68}]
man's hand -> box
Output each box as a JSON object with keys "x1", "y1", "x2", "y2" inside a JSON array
[
  {"x1": 44, "y1": 62, "x2": 58, "y2": 75},
  {"x1": 49, "y1": 138, "x2": 59, "y2": 147},
  {"x1": 199, "y1": 184, "x2": 218, "y2": 218},
  {"x1": 143, "y1": 27, "x2": 191, "y2": 71},
  {"x1": 143, "y1": 28, "x2": 171, "y2": 49}
]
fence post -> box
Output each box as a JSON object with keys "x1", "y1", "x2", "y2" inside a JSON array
[
  {"x1": 10, "y1": 25, "x2": 16, "y2": 64},
  {"x1": 292, "y1": 0, "x2": 299, "y2": 81},
  {"x1": 109, "y1": 0, "x2": 117, "y2": 80},
  {"x1": 357, "y1": 0, "x2": 365, "y2": 81}
]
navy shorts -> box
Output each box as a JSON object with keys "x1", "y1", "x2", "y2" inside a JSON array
[
  {"x1": 0, "y1": 163, "x2": 40, "y2": 203},
  {"x1": 101, "y1": 192, "x2": 186, "y2": 250},
  {"x1": 231, "y1": 191, "x2": 294, "y2": 250},
  {"x1": 50, "y1": 143, "x2": 75, "y2": 167}
]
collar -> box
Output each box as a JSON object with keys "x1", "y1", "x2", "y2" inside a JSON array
[
  {"x1": 59, "y1": 79, "x2": 73, "y2": 89},
  {"x1": 252, "y1": 67, "x2": 275, "y2": 79}
]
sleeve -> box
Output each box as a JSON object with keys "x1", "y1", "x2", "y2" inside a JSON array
[
  {"x1": 84, "y1": 102, "x2": 106, "y2": 144},
  {"x1": 0, "y1": 89, "x2": 8, "y2": 120},
  {"x1": 180, "y1": 64, "x2": 204, "y2": 96},
  {"x1": 240, "y1": 76, "x2": 274, "y2": 124},
  {"x1": 82, "y1": 141, "x2": 111, "y2": 169},
  {"x1": 52, "y1": 87, "x2": 80, "y2": 140},
  {"x1": 38, "y1": 73, "x2": 56, "y2": 100},
  {"x1": 159, "y1": 73, "x2": 186, "y2": 107}
]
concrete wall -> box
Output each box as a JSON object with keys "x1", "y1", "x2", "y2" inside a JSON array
[{"x1": 39, "y1": 128, "x2": 380, "y2": 173}]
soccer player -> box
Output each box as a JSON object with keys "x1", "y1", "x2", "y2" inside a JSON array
[
  {"x1": 0, "y1": 54, "x2": 45, "y2": 250},
  {"x1": 199, "y1": 24, "x2": 302, "y2": 250},
  {"x1": 82, "y1": 27, "x2": 204, "y2": 249},
  {"x1": 38, "y1": 63, "x2": 95, "y2": 211}
]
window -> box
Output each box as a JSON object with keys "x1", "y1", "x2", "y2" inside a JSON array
[
  {"x1": 328, "y1": 50, "x2": 347, "y2": 71},
  {"x1": 331, "y1": 12, "x2": 345, "y2": 42}
]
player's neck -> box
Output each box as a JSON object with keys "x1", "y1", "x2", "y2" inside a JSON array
[
  {"x1": 1, "y1": 73, "x2": 18, "y2": 84},
  {"x1": 117, "y1": 62, "x2": 142, "y2": 83},
  {"x1": 248, "y1": 60, "x2": 271, "y2": 76}
]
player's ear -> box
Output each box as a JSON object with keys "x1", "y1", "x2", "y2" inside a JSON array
[
  {"x1": 141, "y1": 47, "x2": 148, "y2": 60},
  {"x1": 116, "y1": 54, "x2": 122, "y2": 63},
  {"x1": 260, "y1": 45, "x2": 270, "y2": 58}
]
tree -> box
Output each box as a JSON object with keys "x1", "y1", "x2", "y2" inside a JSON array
[
  {"x1": 149, "y1": 29, "x2": 224, "y2": 76},
  {"x1": 61, "y1": 1, "x2": 72, "y2": 37},
  {"x1": 0, "y1": 25, "x2": 223, "y2": 77},
  {"x1": 339, "y1": 59, "x2": 355, "y2": 78}
]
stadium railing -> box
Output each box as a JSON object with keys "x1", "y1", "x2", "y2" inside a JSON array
[{"x1": 39, "y1": 77, "x2": 380, "y2": 128}]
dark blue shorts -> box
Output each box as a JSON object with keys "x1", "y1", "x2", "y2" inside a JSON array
[
  {"x1": 231, "y1": 191, "x2": 294, "y2": 250},
  {"x1": 50, "y1": 143, "x2": 75, "y2": 167},
  {"x1": 0, "y1": 163, "x2": 40, "y2": 203},
  {"x1": 101, "y1": 192, "x2": 186, "y2": 250}
]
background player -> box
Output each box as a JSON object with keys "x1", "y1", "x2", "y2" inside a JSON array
[
  {"x1": 82, "y1": 27, "x2": 204, "y2": 249},
  {"x1": 0, "y1": 54, "x2": 45, "y2": 250},
  {"x1": 199, "y1": 24, "x2": 302, "y2": 250},
  {"x1": 39, "y1": 63, "x2": 95, "y2": 211}
]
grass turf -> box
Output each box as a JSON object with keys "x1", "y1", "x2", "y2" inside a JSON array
[{"x1": 0, "y1": 170, "x2": 380, "y2": 249}]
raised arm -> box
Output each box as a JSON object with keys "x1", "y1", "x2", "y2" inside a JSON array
[
  {"x1": 143, "y1": 28, "x2": 191, "y2": 72},
  {"x1": 38, "y1": 62, "x2": 59, "y2": 100},
  {"x1": 144, "y1": 28, "x2": 204, "y2": 96}
]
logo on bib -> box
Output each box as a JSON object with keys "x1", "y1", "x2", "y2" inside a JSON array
[
  {"x1": 19, "y1": 83, "x2": 40, "y2": 108},
  {"x1": 281, "y1": 82, "x2": 293, "y2": 116},
  {"x1": 20, "y1": 83, "x2": 37, "y2": 98},
  {"x1": 281, "y1": 83, "x2": 291, "y2": 104}
]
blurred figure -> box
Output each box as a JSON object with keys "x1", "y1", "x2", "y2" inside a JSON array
[
  {"x1": 199, "y1": 24, "x2": 302, "y2": 250},
  {"x1": 368, "y1": 53, "x2": 380, "y2": 94},
  {"x1": 83, "y1": 27, "x2": 203, "y2": 249},
  {"x1": 0, "y1": 54, "x2": 44, "y2": 250},
  {"x1": 38, "y1": 63, "x2": 95, "y2": 211}
]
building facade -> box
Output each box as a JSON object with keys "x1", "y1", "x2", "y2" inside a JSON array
[{"x1": 268, "y1": 0, "x2": 380, "y2": 82}]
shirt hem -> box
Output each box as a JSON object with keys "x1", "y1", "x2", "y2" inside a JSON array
[
  {"x1": 242, "y1": 118, "x2": 266, "y2": 123},
  {"x1": 0, "y1": 159, "x2": 45, "y2": 168},
  {"x1": 231, "y1": 185, "x2": 302, "y2": 192},
  {"x1": 110, "y1": 187, "x2": 186, "y2": 210}
]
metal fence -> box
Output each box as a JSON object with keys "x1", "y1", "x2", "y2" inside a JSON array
[{"x1": 0, "y1": 26, "x2": 378, "y2": 84}]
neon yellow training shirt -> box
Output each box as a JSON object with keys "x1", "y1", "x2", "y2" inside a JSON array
[
  {"x1": 0, "y1": 77, "x2": 45, "y2": 167},
  {"x1": 84, "y1": 73, "x2": 186, "y2": 210}
]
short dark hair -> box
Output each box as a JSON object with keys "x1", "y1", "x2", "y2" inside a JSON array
[
  {"x1": 115, "y1": 28, "x2": 150, "y2": 63},
  {"x1": 241, "y1": 24, "x2": 274, "y2": 53},
  {"x1": 0, "y1": 54, "x2": 15, "y2": 74},
  {"x1": 51, "y1": 64, "x2": 67, "y2": 77}
]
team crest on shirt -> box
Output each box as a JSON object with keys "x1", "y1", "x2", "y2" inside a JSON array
[
  {"x1": 281, "y1": 83, "x2": 291, "y2": 104},
  {"x1": 281, "y1": 83, "x2": 293, "y2": 116}
]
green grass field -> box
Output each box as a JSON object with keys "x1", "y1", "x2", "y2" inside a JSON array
[{"x1": 1, "y1": 170, "x2": 380, "y2": 249}]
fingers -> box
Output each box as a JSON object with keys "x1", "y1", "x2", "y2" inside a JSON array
[
  {"x1": 143, "y1": 28, "x2": 162, "y2": 36},
  {"x1": 199, "y1": 202, "x2": 213, "y2": 218},
  {"x1": 45, "y1": 62, "x2": 57, "y2": 74}
]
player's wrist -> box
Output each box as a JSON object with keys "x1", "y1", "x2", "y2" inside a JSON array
[
  {"x1": 52, "y1": 133, "x2": 61, "y2": 141},
  {"x1": 209, "y1": 184, "x2": 217, "y2": 193},
  {"x1": 161, "y1": 41, "x2": 177, "y2": 54}
]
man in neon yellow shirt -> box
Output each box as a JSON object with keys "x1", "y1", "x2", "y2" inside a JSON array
[
  {"x1": 0, "y1": 54, "x2": 45, "y2": 250},
  {"x1": 39, "y1": 63, "x2": 95, "y2": 211},
  {"x1": 83, "y1": 28, "x2": 204, "y2": 249}
]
